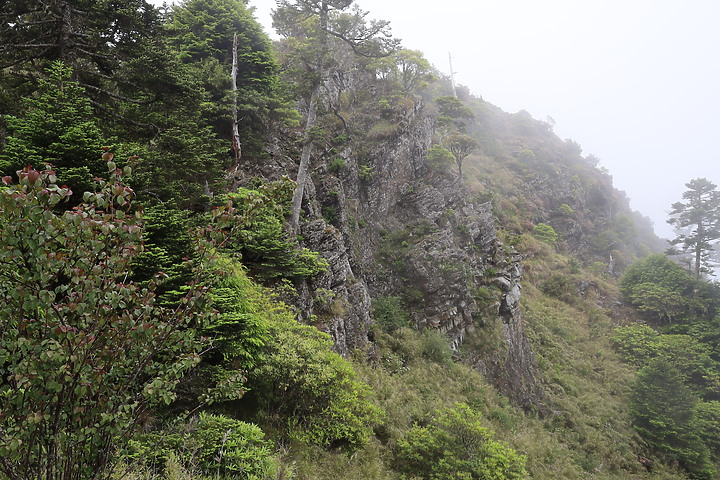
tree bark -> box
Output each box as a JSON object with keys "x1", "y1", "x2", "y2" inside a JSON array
[
  {"x1": 695, "y1": 222, "x2": 704, "y2": 279},
  {"x1": 289, "y1": 81, "x2": 320, "y2": 233},
  {"x1": 59, "y1": 0, "x2": 73, "y2": 64},
  {"x1": 230, "y1": 32, "x2": 242, "y2": 161},
  {"x1": 288, "y1": 2, "x2": 328, "y2": 234}
]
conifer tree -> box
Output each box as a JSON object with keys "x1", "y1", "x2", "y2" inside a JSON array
[
  {"x1": 667, "y1": 178, "x2": 720, "y2": 279},
  {"x1": 273, "y1": 0, "x2": 396, "y2": 232},
  {"x1": 0, "y1": 62, "x2": 105, "y2": 196},
  {"x1": 165, "y1": 0, "x2": 279, "y2": 157},
  {"x1": 0, "y1": 0, "x2": 162, "y2": 117},
  {"x1": 631, "y1": 358, "x2": 715, "y2": 478}
]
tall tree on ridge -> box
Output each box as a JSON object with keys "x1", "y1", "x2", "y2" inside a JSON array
[
  {"x1": 668, "y1": 178, "x2": 720, "y2": 279},
  {"x1": 273, "y1": 0, "x2": 396, "y2": 233}
]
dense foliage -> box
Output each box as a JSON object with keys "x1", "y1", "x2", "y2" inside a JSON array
[
  {"x1": 618, "y1": 254, "x2": 719, "y2": 324},
  {"x1": 0, "y1": 63, "x2": 106, "y2": 196},
  {"x1": 615, "y1": 253, "x2": 720, "y2": 477},
  {"x1": 0, "y1": 164, "x2": 227, "y2": 479},
  {"x1": 395, "y1": 403, "x2": 527, "y2": 480},
  {"x1": 3, "y1": 1, "x2": 719, "y2": 480}
]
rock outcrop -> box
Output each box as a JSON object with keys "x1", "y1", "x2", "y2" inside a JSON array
[{"x1": 250, "y1": 96, "x2": 544, "y2": 409}]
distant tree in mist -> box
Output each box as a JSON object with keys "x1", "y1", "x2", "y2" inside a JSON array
[{"x1": 667, "y1": 178, "x2": 720, "y2": 279}]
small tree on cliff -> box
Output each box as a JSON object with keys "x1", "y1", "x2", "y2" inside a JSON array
[
  {"x1": 667, "y1": 177, "x2": 720, "y2": 279},
  {"x1": 273, "y1": 0, "x2": 396, "y2": 233},
  {"x1": 444, "y1": 133, "x2": 478, "y2": 179}
]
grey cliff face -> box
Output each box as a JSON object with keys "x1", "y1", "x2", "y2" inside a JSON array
[{"x1": 254, "y1": 97, "x2": 543, "y2": 408}]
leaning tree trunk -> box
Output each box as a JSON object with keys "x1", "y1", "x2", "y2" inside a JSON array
[
  {"x1": 695, "y1": 222, "x2": 705, "y2": 279},
  {"x1": 289, "y1": 80, "x2": 320, "y2": 233},
  {"x1": 289, "y1": 2, "x2": 329, "y2": 234}
]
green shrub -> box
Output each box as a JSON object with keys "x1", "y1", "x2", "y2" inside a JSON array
[
  {"x1": 532, "y1": 223, "x2": 559, "y2": 246},
  {"x1": 395, "y1": 403, "x2": 528, "y2": 480},
  {"x1": 540, "y1": 273, "x2": 574, "y2": 301},
  {"x1": 372, "y1": 296, "x2": 411, "y2": 332},
  {"x1": 613, "y1": 324, "x2": 720, "y2": 394},
  {"x1": 328, "y1": 157, "x2": 347, "y2": 174},
  {"x1": 126, "y1": 413, "x2": 278, "y2": 479},
  {"x1": 425, "y1": 144, "x2": 455, "y2": 172},
  {"x1": 0, "y1": 166, "x2": 220, "y2": 479},
  {"x1": 358, "y1": 164, "x2": 374, "y2": 181},
  {"x1": 250, "y1": 313, "x2": 382, "y2": 451},
  {"x1": 618, "y1": 254, "x2": 711, "y2": 324},
  {"x1": 612, "y1": 324, "x2": 660, "y2": 364},
  {"x1": 558, "y1": 203, "x2": 574, "y2": 215},
  {"x1": 419, "y1": 329, "x2": 453, "y2": 365}
]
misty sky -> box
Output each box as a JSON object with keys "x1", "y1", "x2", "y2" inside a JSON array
[{"x1": 158, "y1": 0, "x2": 720, "y2": 239}]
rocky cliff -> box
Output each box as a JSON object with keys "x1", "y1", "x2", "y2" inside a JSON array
[{"x1": 246, "y1": 95, "x2": 544, "y2": 409}]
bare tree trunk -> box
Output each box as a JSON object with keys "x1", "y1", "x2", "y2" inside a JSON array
[
  {"x1": 695, "y1": 222, "x2": 705, "y2": 279},
  {"x1": 289, "y1": 2, "x2": 328, "y2": 234},
  {"x1": 289, "y1": 81, "x2": 320, "y2": 233},
  {"x1": 230, "y1": 32, "x2": 242, "y2": 161}
]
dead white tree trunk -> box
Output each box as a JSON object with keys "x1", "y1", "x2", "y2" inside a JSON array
[{"x1": 230, "y1": 32, "x2": 242, "y2": 161}]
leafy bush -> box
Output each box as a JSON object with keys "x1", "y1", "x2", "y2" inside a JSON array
[
  {"x1": 126, "y1": 413, "x2": 278, "y2": 479},
  {"x1": 249, "y1": 310, "x2": 382, "y2": 451},
  {"x1": 612, "y1": 324, "x2": 660, "y2": 364},
  {"x1": 0, "y1": 166, "x2": 227, "y2": 479},
  {"x1": 619, "y1": 254, "x2": 713, "y2": 324},
  {"x1": 532, "y1": 223, "x2": 559, "y2": 246},
  {"x1": 395, "y1": 403, "x2": 528, "y2": 480},
  {"x1": 425, "y1": 144, "x2": 455, "y2": 172},
  {"x1": 372, "y1": 296, "x2": 411, "y2": 332}
]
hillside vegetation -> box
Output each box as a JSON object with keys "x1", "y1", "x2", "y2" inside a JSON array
[{"x1": 1, "y1": 1, "x2": 719, "y2": 480}]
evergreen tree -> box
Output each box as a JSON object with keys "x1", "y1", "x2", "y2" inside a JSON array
[
  {"x1": 667, "y1": 178, "x2": 720, "y2": 279},
  {"x1": 273, "y1": 0, "x2": 396, "y2": 232},
  {"x1": 0, "y1": 62, "x2": 105, "y2": 196},
  {"x1": 631, "y1": 357, "x2": 715, "y2": 478},
  {"x1": 0, "y1": 0, "x2": 162, "y2": 119},
  {"x1": 165, "y1": 0, "x2": 280, "y2": 157}
]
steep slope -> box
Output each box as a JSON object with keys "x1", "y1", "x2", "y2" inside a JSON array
[
  {"x1": 240, "y1": 68, "x2": 665, "y2": 415},
  {"x1": 2, "y1": 2, "x2": 696, "y2": 479},
  {"x1": 233, "y1": 32, "x2": 687, "y2": 474}
]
